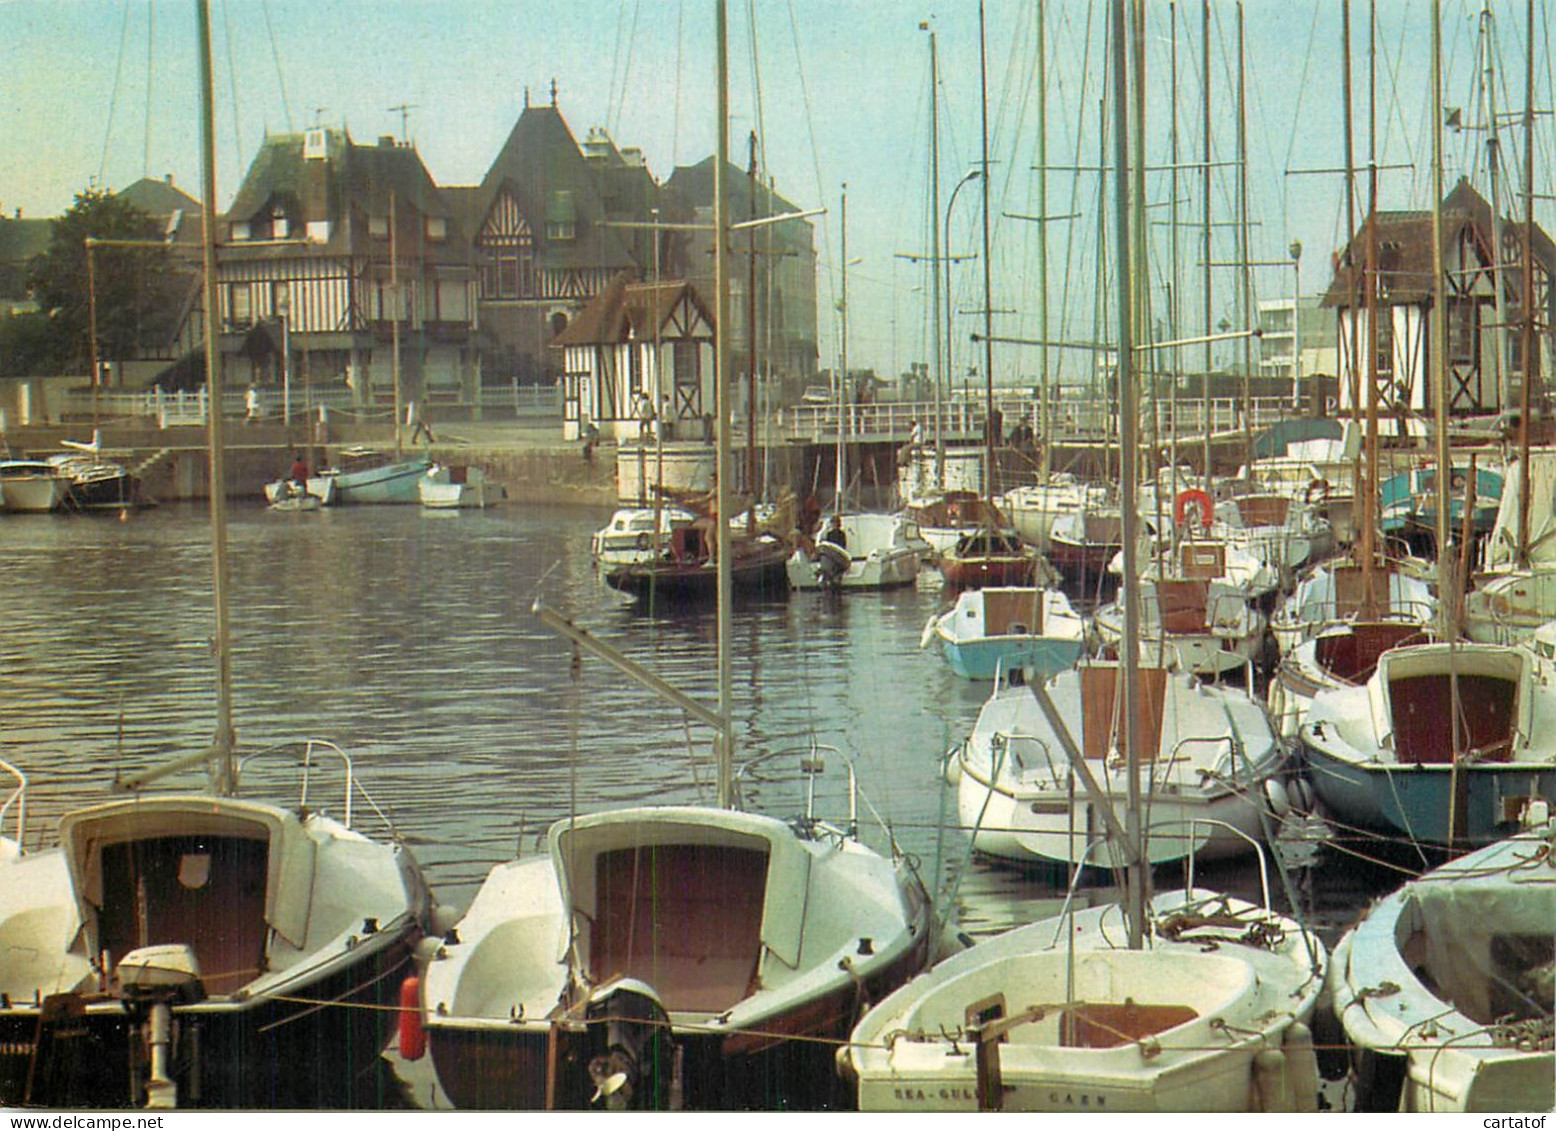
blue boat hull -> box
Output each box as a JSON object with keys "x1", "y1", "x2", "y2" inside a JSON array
[
  {"x1": 1303, "y1": 745, "x2": 1556, "y2": 845},
  {"x1": 941, "y1": 635, "x2": 1084, "y2": 680},
  {"x1": 326, "y1": 458, "x2": 432, "y2": 505}
]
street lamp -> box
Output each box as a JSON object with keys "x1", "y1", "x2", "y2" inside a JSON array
[
  {"x1": 1289, "y1": 240, "x2": 1303, "y2": 409},
  {"x1": 276, "y1": 285, "x2": 292, "y2": 423},
  {"x1": 944, "y1": 168, "x2": 981, "y2": 467}
]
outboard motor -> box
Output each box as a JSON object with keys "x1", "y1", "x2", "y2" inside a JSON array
[
  {"x1": 816, "y1": 540, "x2": 851, "y2": 587},
  {"x1": 582, "y1": 978, "x2": 674, "y2": 1110},
  {"x1": 117, "y1": 945, "x2": 206, "y2": 1109}
]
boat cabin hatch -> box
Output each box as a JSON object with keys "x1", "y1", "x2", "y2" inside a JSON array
[
  {"x1": 1154, "y1": 580, "x2": 1211, "y2": 635},
  {"x1": 1313, "y1": 622, "x2": 1426, "y2": 684},
  {"x1": 669, "y1": 526, "x2": 710, "y2": 563},
  {"x1": 1080, "y1": 666, "x2": 1168, "y2": 761},
  {"x1": 981, "y1": 590, "x2": 1045, "y2": 635},
  {"x1": 1178, "y1": 541, "x2": 1227, "y2": 580},
  {"x1": 60, "y1": 798, "x2": 314, "y2": 999},
  {"x1": 1232, "y1": 496, "x2": 1291, "y2": 527},
  {"x1": 552, "y1": 812, "x2": 814, "y2": 1017}
]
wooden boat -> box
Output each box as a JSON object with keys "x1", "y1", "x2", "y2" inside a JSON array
[
  {"x1": 786, "y1": 511, "x2": 922, "y2": 590},
  {"x1": 602, "y1": 523, "x2": 790, "y2": 603},
  {"x1": 924, "y1": 585, "x2": 1086, "y2": 680},
  {"x1": 1299, "y1": 641, "x2": 1556, "y2": 845},
  {"x1": 936, "y1": 526, "x2": 1045, "y2": 592},
  {"x1": 950, "y1": 664, "x2": 1286, "y2": 868},
  {"x1": 843, "y1": 887, "x2": 1327, "y2": 1112},
  {"x1": 1328, "y1": 817, "x2": 1554, "y2": 1112}
]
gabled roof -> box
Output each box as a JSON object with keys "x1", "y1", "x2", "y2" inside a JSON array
[
  {"x1": 224, "y1": 129, "x2": 467, "y2": 265},
  {"x1": 1323, "y1": 177, "x2": 1556, "y2": 307},
  {"x1": 475, "y1": 104, "x2": 636, "y2": 271},
  {"x1": 552, "y1": 271, "x2": 713, "y2": 347},
  {"x1": 663, "y1": 155, "x2": 802, "y2": 221},
  {"x1": 118, "y1": 176, "x2": 200, "y2": 217}
]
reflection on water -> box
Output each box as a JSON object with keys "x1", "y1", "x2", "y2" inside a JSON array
[{"x1": 0, "y1": 502, "x2": 1388, "y2": 938}]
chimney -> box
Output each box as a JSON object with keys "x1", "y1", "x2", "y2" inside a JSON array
[
  {"x1": 379, "y1": 135, "x2": 396, "y2": 148},
  {"x1": 165, "y1": 172, "x2": 174, "y2": 185}
]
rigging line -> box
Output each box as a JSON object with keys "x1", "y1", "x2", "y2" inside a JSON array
[
  {"x1": 672, "y1": 0, "x2": 684, "y2": 167},
  {"x1": 220, "y1": 0, "x2": 245, "y2": 175},
  {"x1": 604, "y1": 1, "x2": 628, "y2": 138},
  {"x1": 99, "y1": 0, "x2": 134, "y2": 187},
  {"x1": 744, "y1": 0, "x2": 766, "y2": 175},
  {"x1": 144, "y1": 0, "x2": 155, "y2": 180},
  {"x1": 261, "y1": 0, "x2": 293, "y2": 132},
  {"x1": 1054, "y1": 1, "x2": 1098, "y2": 391},
  {"x1": 613, "y1": 0, "x2": 643, "y2": 142},
  {"x1": 782, "y1": 0, "x2": 834, "y2": 320}
]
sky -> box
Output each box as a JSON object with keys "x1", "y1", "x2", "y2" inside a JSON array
[{"x1": 2, "y1": 0, "x2": 1552, "y2": 388}]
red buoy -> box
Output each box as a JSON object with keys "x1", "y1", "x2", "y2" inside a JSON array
[{"x1": 398, "y1": 974, "x2": 426, "y2": 1060}]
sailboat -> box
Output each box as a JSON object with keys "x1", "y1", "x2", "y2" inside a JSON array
[
  {"x1": 0, "y1": 4, "x2": 429, "y2": 1110},
  {"x1": 1328, "y1": 814, "x2": 1554, "y2": 1112},
  {"x1": 922, "y1": 584, "x2": 1087, "y2": 680},
  {"x1": 412, "y1": 7, "x2": 930, "y2": 1108},
  {"x1": 786, "y1": 185, "x2": 922, "y2": 592}
]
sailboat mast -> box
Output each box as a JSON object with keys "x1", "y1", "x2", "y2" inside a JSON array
[
  {"x1": 1516, "y1": 0, "x2": 1537, "y2": 565},
  {"x1": 747, "y1": 132, "x2": 760, "y2": 522},
  {"x1": 1431, "y1": 0, "x2": 1452, "y2": 630},
  {"x1": 1361, "y1": 0, "x2": 1381, "y2": 616},
  {"x1": 391, "y1": 188, "x2": 403, "y2": 457},
  {"x1": 1481, "y1": 5, "x2": 1509, "y2": 410},
  {"x1": 1237, "y1": 2, "x2": 1252, "y2": 475},
  {"x1": 197, "y1": 0, "x2": 235, "y2": 794},
  {"x1": 926, "y1": 25, "x2": 945, "y2": 488},
  {"x1": 1037, "y1": 1, "x2": 1052, "y2": 480},
  {"x1": 837, "y1": 183, "x2": 849, "y2": 505},
  {"x1": 978, "y1": 0, "x2": 996, "y2": 507},
  {"x1": 1113, "y1": 0, "x2": 1145, "y2": 952},
  {"x1": 714, "y1": 0, "x2": 734, "y2": 808},
  {"x1": 1200, "y1": 0, "x2": 1213, "y2": 490}
]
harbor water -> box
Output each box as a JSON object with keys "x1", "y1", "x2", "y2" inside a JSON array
[{"x1": 0, "y1": 501, "x2": 1405, "y2": 1104}]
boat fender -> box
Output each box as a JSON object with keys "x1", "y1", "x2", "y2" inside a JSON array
[
  {"x1": 1283, "y1": 1022, "x2": 1320, "y2": 1113},
  {"x1": 1263, "y1": 777, "x2": 1292, "y2": 818},
  {"x1": 942, "y1": 749, "x2": 963, "y2": 786},
  {"x1": 398, "y1": 975, "x2": 426, "y2": 1060},
  {"x1": 1174, "y1": 488, "x2": 1214, "y2": 530},
  {"x1": 920, "y1": 614, "x2": 940, "y2": 649},
  {"x1": 1252, "y1": 1047, "x2": 1289, "y2": 1112},
  {"x1": 1288, "y1": 776, "x2": 1315, "y2": 814},
  {"x1": 429, "y1": 903, "x2": 462, "y2": 940}
]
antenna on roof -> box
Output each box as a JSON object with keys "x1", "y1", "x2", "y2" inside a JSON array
[
  {"x1": 550, "y1": 78, "x2": 558, "y2": 106},
  {"x1": 387, "y1": 103, "x2": 418, "y2": 145},
  {"x1": 311, "y1": 106, "x2": 328, "y2": 127}
]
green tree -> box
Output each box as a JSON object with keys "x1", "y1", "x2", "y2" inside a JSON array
[
  {"x1": 27, "y1": 188, "x2": 168, "y2": 376},
  {"x1": 0, "y1": 310, "x2": 70, "y2": 377}
]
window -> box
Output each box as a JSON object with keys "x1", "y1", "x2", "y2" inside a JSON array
[
  {"x1": 674, "y1": 340, "x2": 699, "y2": 388},
  {"x1": 369, "y1": 215, "x2": 389, "y2": 239},
  {"x1": 230, "y1": 221, "x2": 251, "y2": 242},
  {"x1": 426, "y1": 216, "x2": 447, "y2": 241},
  {"x1": 1448, "y1": 299, "x2": 1477, "y2": 367},
  {"x1": 306, "y1": 220, "x2": 331, "y2": 243},
  {"x1": 269, "y1": 206, "x2": 289, "y2": 239},
  {"x1": 229, "y1": 283, "x2": 252, "y2": 327},
  {"x1": 545, "y1": 190, "x2": 577, "y2": 242},
  {"x1": 480, "y1": 244, "x2": 534, "y2": 299}
]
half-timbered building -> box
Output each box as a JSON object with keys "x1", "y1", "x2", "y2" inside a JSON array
[
  {"x1": 217, "y1": 127, "x2": 476, "y2": 409},
  {"x1": 1323, "y1": 178, "x2": 1554, "y2": 418},
  {"x1": 447, "y1": 89, "x2": 692, "y2": 392},
  {"x1": 551, "y1": 272, "x2": 714, "y2": 442}
]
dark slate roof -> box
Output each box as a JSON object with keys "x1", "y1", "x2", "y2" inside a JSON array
[
  {"x1": 663, "y1": 155, "x2": 802, "y2": 221},
  {"x1": 224, "y1": 129, "x2": 467, "y2": 266},
  {"x1": 118, "y1": 177, "x2": 204, "y2": 248},
  {"x1": 1323, "y1": 177, "x2": 1556, "y2": 307},
  {"x1": 552, "y1": 271, "x2": 713, "y2": 347},
  {"x1": 476, "y1": 104, "x2": 637, "y2": 271}
]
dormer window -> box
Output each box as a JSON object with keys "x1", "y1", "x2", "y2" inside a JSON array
[
  {"x1": 306, "y1": 220, "x2": 331, "y2": 243},
  {"x1": 545, "y1": 190, "x2": 576, "y2": 242},
  {"x1": 369, "y1": 215, "x2": 389, "y2": 239},
  {"x1": 231, "y1": 221, "x2": 252, "y2": 242},
  {"x1": 426, "y1": 216, "x2": 447, "y2": 241},
  {"x1": 269, "y1": 206, "x2": 289, "y2": 240}
]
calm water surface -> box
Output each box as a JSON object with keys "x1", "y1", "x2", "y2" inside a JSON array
[{"x1": 0, "y1": 502, "x2": 1386, "y2": 937}]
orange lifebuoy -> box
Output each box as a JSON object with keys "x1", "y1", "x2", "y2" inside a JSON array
[
  {"x1": 398, "y1": 974, "x2": 426, "y2": 1060},
  {"x1": 1174, "y1": 488, "x2": 1214, "y2": 530}
]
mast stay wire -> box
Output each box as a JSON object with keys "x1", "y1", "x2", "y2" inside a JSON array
[
  {"x1": 98, "y1": 0, "x2": 135, "y2": 190},
  {"x1": 261, "y1": 0, "x2": 294, "y2": 132}
]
